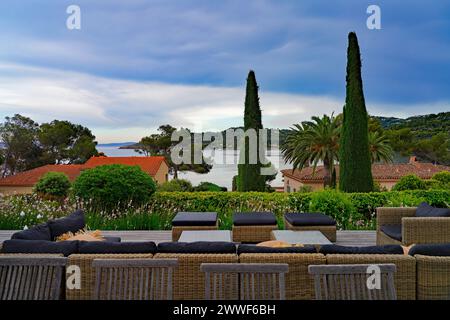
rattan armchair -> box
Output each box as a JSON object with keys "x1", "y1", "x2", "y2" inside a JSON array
[{"x1": 376, "y1": 207, "x2": 450, "y2": 246}]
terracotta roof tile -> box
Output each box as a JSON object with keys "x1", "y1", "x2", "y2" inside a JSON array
[
  {"x1": 0, "y1": 165, "x2": 83, "y2": 186},
  {"x1": 0, "y1": 156, "x2": 168, "y2": 187},
  {"x1": 84, "y1": 156, "x2": 167, "y2": 175},
  {"x1": 281, "y1": 163, "x2": 450, "y2": 182}
]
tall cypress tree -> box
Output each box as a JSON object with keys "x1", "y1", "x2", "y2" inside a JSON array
[
  {"x1": 237, "y1": 70, "x2": 266, "y2": 191},
  {"x1": 339, "y1": 32, "x2": 373, "y2": 192}
]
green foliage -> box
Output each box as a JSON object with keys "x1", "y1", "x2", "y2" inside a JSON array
[
  {"x1": 295, "y1": 185, "x2": 313, "y2": 193},
  {"x1": 310, "y1": 190, "x2": 361, "y2": 229},
  {"x1": 158, "y1": 179, "x2": 193, "y2": 192},
  {"x1": 433, "y1": 171, "x2": 450, "y2": 184},
  {"x1": 0, "y1": 114, "x2": 43, "y2": 176},
  {"x1": 281, "y1": 114, "x2": 340, "y2": 188},
  {"x1": 237, "y1": 70, "x2": 266, "y2": 192},
  {"x1": 72, "y1": 164, "x2": 156, "y2": 210},
  {"x1": 194, "y1": 182, "x2": 227, "y2": 192},
  {"x1": 1, "y1": 190, "x2": 448, "y2": 231},
  {"x1": 380, "y1": 112, "x2": 450, "y2": 165},
  {"x1": 33, "y1": 172, "x2": 71, "y2": 198},
  {"x1": 136, "y1": 125, "x2": 212, "y2": 178},
  {"x1": 430, "y1": 171, "x2": 450, "y2": 189},
  {"x1": 39, "y1": 120, "x2": 98, "y2": 164},
  {"x1": 339, "y1": 32, "x2": 373, "y2": 193},
  {"x1": 392, "y1": 174, "x2": 427, "y2": 191}
]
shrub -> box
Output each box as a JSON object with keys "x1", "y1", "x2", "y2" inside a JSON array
[
  {"x1": 72, "y1": 164, "x2": 156, "y2": 210},
  {"x1": 1, "y1": 189, "x2": 448, "y2": 231},
  {"x1": 295, "y1": 185, "x2": 313, "y2": 193},
  {"x1": 309, "y1": 190, "x2": 362, "y2": 229},
  {"x1": 392, "y1": 174, "x2": 427, "y2": 191},
  {"x1": 194, "y1": 182, "x2": 227, "y2": 192},
  {"x1": 33, "y1": 172, "x2": 71, "y2": 198},
  {"x1": 429, "y1": 171, "x2": 450, "y2": 190},
  {"x1": 158, "y1": 179, "x2": 193, "y2": 192}
]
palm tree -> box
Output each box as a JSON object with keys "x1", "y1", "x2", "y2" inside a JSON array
[
  {"x1": 281, "y1": 114, "x2": 341, "y2": 188},
  {"x1": 368, "y1": 131, "x2": 393, "y2": 163},
  {"x1": 282, "y1": 114, "x2": 394, "y2": 188}
]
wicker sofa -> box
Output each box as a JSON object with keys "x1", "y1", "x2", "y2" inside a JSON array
[{"x1": 376, "y1": 206, "x2": 450, "y2": 246}]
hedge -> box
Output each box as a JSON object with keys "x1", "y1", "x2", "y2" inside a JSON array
[{"x1": 1, "y1": 189, "x2": 448, "y2": 231}]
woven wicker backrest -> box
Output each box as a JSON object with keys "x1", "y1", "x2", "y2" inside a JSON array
[
  {"x1": 200, "y1": 263, "x2": 289, "y2": 300},
  {"x1": 308, "y1": 263, "x2": 397, "y2": 300},
  {"x1": 0, "y1": 256, "x2": 67, "y2": 300},
  {"x1": 92, "y1": 258, "x2": 178, "y2": 300}
]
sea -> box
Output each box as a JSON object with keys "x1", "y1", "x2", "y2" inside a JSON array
[{"x1": 97, "y1": 146, "x2": 291, "y2": 190}]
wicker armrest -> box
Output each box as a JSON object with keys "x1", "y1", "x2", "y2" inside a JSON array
[
  {"x1": 376, "y1": 207, "x2": 417, "y2": 230},
  {"x1": 402, "y1": 217, "x2": 450, "y2": 245}
]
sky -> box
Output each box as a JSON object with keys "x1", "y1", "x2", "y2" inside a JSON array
[{"x1": 0, "y1": 0, "x2": 449, "y2": 143}]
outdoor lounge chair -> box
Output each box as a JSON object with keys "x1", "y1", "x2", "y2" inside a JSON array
[
  {"x1": 284, "y1": 212, "x2": 337, "y2": 242},
  {"x1": 308, "y1": 263, "x2": 397, "y2": 300},
  {"x1": 232, "y1": 212, "x2": 278, "y2": 243},
  {"x1": 201, "y1": 263, "x2": 289, "y2": 300},
  {"x1": 171, "y1": 212, "x2": 218, "y2": 241},
  {"x1": 92, "y1": 258, "x2": 178, "y2": 300},
  {"x1": 0, "y1": 255, "x2": 67, "y2": 300},
  {"x1": 376, "y1": 204, "x2": 450, "y2": 246}
]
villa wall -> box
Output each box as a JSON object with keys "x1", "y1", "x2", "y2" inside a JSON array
[
  {"x1": 283, "y1": 177, "x2": 399, "y2": 192},
  {"x1": 153, "y1": 162, "x2": 169, "y2": 184},
  {"x1": 0, "y1": 186, "x2": 33, "y2": 196}
]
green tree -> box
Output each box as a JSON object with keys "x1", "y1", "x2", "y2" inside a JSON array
[
  {"x1": 72, "y1": 164, "x2": 156, "y2": 210},
  {"x1": 137, "y1": 125, "x2": 211, "y2": 179},
  {"x1": 237, "y1": 70, "x2": 267, "y2": 191},
  {"x1": 0, "y1": 114, "x2": 42, "y2": 177},
  {"x1": 392, "y1": 174, "x2": 427, "y2": 191},
  {"x1": 339, "y1": 32, "x2": 373, "y2": 192},
  {"x1": 39, "y1": 120, "x2": 98, "y2": 164},
  {"x1": 281, "y1": 114, "x2": 341, "y2": 188},
  {"x1": 33, "y1": 172, "x2": 71, "y2": 198},
  {"x1": 157, "y1": 179, "x2": 193, "y2": 192},
  {"x1": 368, "y1": 131, "x2": 393, "y2": 163},
  {"x1": 414, "y1": 133, "x2": 450, "y2": 165}
]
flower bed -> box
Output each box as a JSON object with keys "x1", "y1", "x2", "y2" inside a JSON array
[{"x1": 0, "y1": 190, "x2": 448, "y2": 231}]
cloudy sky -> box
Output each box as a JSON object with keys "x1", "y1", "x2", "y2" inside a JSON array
[{"x1": 0, "y1": 0, "x2": 449, "y2": 143}]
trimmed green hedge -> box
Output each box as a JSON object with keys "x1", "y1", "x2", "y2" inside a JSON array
[{"x1": 0, "y1": 190, "x2": 448, "y2": 231}]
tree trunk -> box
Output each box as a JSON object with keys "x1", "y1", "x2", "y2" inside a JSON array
[{"x1": 323, "y1": 157, "x2": 332, "y2": 188}]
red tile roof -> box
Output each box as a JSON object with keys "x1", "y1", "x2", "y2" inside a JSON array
[
  {"x1": 282, "y1": 162, "x2": 450, "y2": 182},
  {"x1": 0, "y1": 165, "x2": 84, "y2": 186},
  {"x1": 84, "y1": 156, "x2": 167, "y2": 175},
  {"x1": 0, "y1": 156, "x2": 168, "y2": 187}
]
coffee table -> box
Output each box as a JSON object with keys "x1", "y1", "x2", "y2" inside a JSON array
[
  {"x1": 271, "y1": 230, "x2": 332, "y2": 245},
  {"x1": 179, "y1": 230, "x2": 232, "y2": 242}
]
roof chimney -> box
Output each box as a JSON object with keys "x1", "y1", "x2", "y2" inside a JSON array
[{"x1": 409, "y1": 156, "x2": 417, "y2": 164}]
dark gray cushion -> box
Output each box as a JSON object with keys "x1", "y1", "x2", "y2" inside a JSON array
[
  {"x1": 380, "y1": 225, "x2": 402, "y2": 241},
  {"x1": 47, "y1": 210, "x2": 85, "y2": 240},
  {"x1": 172, "y1": 212, "x2": 218, "y2": 227},
  {"x1": 78, "y1": 241, "x2": 156, "y2": 254},
  {"x1": 1, "y1": 239, "x2": 78, "y2": 257},
  {"x1": 409, "y1": 243, "x2": 450, "y2": 257},
  {"x1": 416, "y1": 202, "x2": 450, "y2": 217},
  {"x1": 284, "y1": 213, "x2": 336, "y2": 226},
  {"x1": 11, "y1": 223, "x2": 51, "y2": 241},
  {"x1": 319, "y1": 244, "x2": 404, "y2": 255},
  {"x1": 237, "y1": 244, "x2": 317, "y2": 254},
  {"x1": 233, "y1": 212, "x2": 277, "y2": 226},
  {"x1": 103, "y1": 236, "x2": 121, "y2": 243},
  {"x1": 157, "y1": 242, "x2": 236, "y2": 254}
]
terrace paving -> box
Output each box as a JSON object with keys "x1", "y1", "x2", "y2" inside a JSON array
[{"x1": 0, "y1": 230, "x2": 376, "y2": 246}]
